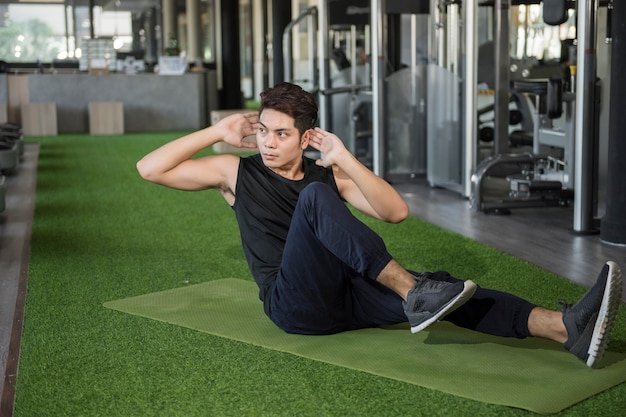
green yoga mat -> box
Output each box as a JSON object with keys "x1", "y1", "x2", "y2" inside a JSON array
[{"x1": 103, "y1": 278, "x2": 626, "y2": 415}]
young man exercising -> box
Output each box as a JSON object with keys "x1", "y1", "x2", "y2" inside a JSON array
[{"x1": 137, "y1": 82, "x2": 622, "y2": 368}]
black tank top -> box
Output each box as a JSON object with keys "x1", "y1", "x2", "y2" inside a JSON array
[{"x1": 233, "y1": 154, "x2": 338, "y2": 302}]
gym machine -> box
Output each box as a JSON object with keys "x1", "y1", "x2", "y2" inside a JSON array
[
  {"x1": 426, "y1": 0, "x2": 480, "y2": 196},
  {"x1": 283, "y1": 0, "x2": 429, "y2": 178},
  {"x1": 0, "y1": 123, "x2": 22, "y2": 175},
  {"x1": 469, "y1": 0, "x2": 610, "y2": 234},
  {"x1": 471, "y1": 75, "x2": 577, "y2": 212},
  {"x1": 284, "y1": 1, "x2": 372, "y2": 166},
  {"x1": 0, "y1": 174, "x2": 5, "y2": 213},
  {"x1": 384, "y1": 4, "x2": 430, "y2": 179},
  {"x1": 0, "y1": 122, "x2": 24, "y2": 213}
]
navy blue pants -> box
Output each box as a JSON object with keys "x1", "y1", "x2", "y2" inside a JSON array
[{"x1": 267, "y1": 182, "x2": 535, "y2": 338}]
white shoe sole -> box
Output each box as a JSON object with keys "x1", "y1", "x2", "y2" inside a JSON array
[
  {"x1": 410, "y1": 280, "x2": 477, "y2": 334},
  {"x1": 586, "y1": 261, "x2": 622, "y2": 367}
]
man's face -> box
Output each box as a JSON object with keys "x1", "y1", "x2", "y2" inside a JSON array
[{"x1": 256, "y1": 109, "x2": 308, "y2": 171}]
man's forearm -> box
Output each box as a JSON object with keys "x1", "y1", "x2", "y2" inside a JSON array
[{"x1": 335, "y1": 151, "x2": 408, "y2": 223}]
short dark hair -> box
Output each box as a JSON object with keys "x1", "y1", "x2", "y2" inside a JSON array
[{"x1": 259, "y1": 82, "x2": 318, "y2": 136}]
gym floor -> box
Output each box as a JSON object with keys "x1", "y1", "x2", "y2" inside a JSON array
[
  {"x1": 1, "y1": 143, "x2": 37, "y2": 407},
  {"x1": 1, "y1": 143, "x2": 626, "y2": 407},
  {"x1": 394, "y1": 180, "x2": 626, "y2": 294}
]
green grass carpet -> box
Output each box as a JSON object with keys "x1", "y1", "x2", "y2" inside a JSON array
[{"x1": 15, "y1": 133, "x2": 626, "y2": 416}]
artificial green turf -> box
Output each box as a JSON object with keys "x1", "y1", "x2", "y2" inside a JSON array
[{"x1": 15, "y1": 133, "x2": 626, "y2": 416}]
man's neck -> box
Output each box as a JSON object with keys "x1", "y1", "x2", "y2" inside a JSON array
[{"x1": 268, "y1": 158, "x2": 305, "y2": 180}]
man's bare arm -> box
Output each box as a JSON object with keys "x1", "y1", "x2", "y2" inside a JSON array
[
  {"x1": 308, "y1": 127, "x2": 408, "y2": 223},
  {"x1": 136, "y1": 112, "x2": 258, "y2": 192}
]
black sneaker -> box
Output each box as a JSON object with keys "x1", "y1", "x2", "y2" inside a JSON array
[
  {"x1": 403, "y1": 275, "x2": 477, "y2": 333},
  {"x1": 562, "y1": 261, "x2": 622, "y2": 368}
]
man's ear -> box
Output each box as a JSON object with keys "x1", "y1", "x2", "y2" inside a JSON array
[{"x1": 301, "y1": 129, "x2": 311, "y2": 149}]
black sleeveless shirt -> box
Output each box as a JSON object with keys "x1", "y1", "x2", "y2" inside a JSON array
[{"x1": 232, "y1": 153, "x2": 338, "y2": 302}]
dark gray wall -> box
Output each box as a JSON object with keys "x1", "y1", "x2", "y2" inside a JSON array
[{"x1": 24, "y1": 72, "x2": 217, "y2": 133}]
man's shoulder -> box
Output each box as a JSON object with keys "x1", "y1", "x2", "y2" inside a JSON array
[
  {"x1": 302, "y1": 155, "x2": 333, "y2": 176},
  {"x1": 238, "y1": 153, "x2": 262, "y2": 170}
]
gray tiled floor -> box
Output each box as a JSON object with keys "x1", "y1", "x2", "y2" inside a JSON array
[{"x1": 0, "y1": 143, "x2": 37, "y2": 403}]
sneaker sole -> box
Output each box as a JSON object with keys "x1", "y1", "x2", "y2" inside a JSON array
[
  {"x1": 410, "y1": 280, "x2": 477, "y2": 333},
  {"x1": 586, "y1": 261, "x2": 623, "y2": 368}
]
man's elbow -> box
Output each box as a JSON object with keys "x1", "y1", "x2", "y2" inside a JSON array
[
  {"x1": 387, "y1": 202, "x2": 409, "y2": 224},
  {"x1": 136, "y1": 159, "x2": 158, "y2": 183}
]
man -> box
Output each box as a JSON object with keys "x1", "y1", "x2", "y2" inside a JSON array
[{"x1": 137, "y1": 82, "x2": 622, "y2": 368}]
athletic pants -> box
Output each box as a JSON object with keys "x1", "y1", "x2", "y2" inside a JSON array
[{"x1": 267, "y1": 182, "x2": 535, "y2": 337}]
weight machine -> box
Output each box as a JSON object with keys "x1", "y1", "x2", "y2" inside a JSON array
[
  {"x1": 469, "y1": 0, "x2": 610, "y2": 234},
  {"x1": 283, "y1": 0, "x2": 429, "y2": 178}
]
